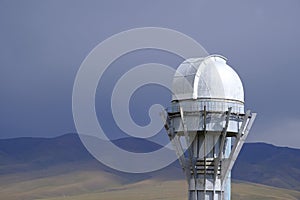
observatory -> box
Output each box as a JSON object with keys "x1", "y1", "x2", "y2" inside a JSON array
[{"x1": 162, "y1": 55, "x2": 256, "y2": 200}]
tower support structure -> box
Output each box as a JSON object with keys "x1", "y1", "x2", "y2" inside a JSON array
[{"x1": 163, "y1": 106, "x2": 256, "y2": 200}]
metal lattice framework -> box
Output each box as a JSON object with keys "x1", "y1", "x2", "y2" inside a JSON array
[{"x1": 162, "y1": 106, "x2": 256, "y2": 200}]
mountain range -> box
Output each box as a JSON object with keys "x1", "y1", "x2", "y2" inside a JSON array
[{"x1": 0, "y1": 133, "x2": 300, "y2": 199}]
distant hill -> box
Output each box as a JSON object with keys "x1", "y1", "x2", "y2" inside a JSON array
[
  {"x1": 0, "y1": 133, "x2": 300, "y2": 192},
  {"x1": 233, "y1": 142, "x2": 300, "y2": 191}
]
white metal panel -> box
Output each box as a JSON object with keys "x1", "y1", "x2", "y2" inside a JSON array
[{"x1": 172, "y1": 55, "x2": 244, "y2": 103}]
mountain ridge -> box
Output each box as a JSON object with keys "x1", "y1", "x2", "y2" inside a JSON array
[{"x1": 0, "y1": 133, "x2": 299, "y2": 191}]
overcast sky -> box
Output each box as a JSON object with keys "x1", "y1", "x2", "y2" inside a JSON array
[{"x1": 0, "y1": 0, "x2": 300, "y2": 148}]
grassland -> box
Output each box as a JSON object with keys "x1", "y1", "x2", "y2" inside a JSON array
[{"x1": 1, "y1": 169, "x2": 300, "y2": 200}]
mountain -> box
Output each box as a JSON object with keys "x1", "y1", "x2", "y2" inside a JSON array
[
  {"x1": 0, "y1": 133, "x2": 300, "y2": 193},
  {"x1": 0, "y1": 134, "x2": 183, "y2": 183},
  {"x1": 233, "y1": 142, "x2": 300, "y2": 191}
]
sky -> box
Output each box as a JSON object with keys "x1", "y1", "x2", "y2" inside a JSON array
[{"x1": 0, "y1": 0, "x2": 300, "y2": 148}]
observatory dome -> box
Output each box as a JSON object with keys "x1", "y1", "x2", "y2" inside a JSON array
[
  {"x1": 172, "y1": 55, "x2": 244, "y2": 103},
  {"x1": 171, "y1": 55, "x2": 244, "y2": 114}
]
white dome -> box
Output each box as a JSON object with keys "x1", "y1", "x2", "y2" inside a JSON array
[{"x1": 172, "y1": 55, "x2": 244, "y2": 103}]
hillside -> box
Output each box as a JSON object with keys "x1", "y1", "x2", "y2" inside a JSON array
[
  {"x1": 233, "y1": 142, "x2": 300, "y2": 191},
  {"x1": 0, "y1": 133, "x2": 300, "y2": 200},
  {"x1": 1, "y1": 170, "x2": 300, "y2": 200}
]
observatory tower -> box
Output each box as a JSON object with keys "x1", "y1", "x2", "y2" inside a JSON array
[{"x1": 162, "y1": 55, "x2": 256, "y2": 200}]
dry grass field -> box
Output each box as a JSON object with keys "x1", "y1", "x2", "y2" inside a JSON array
[{"x1": 1, "y1": 169, "x2": 300, "y2": 200}]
